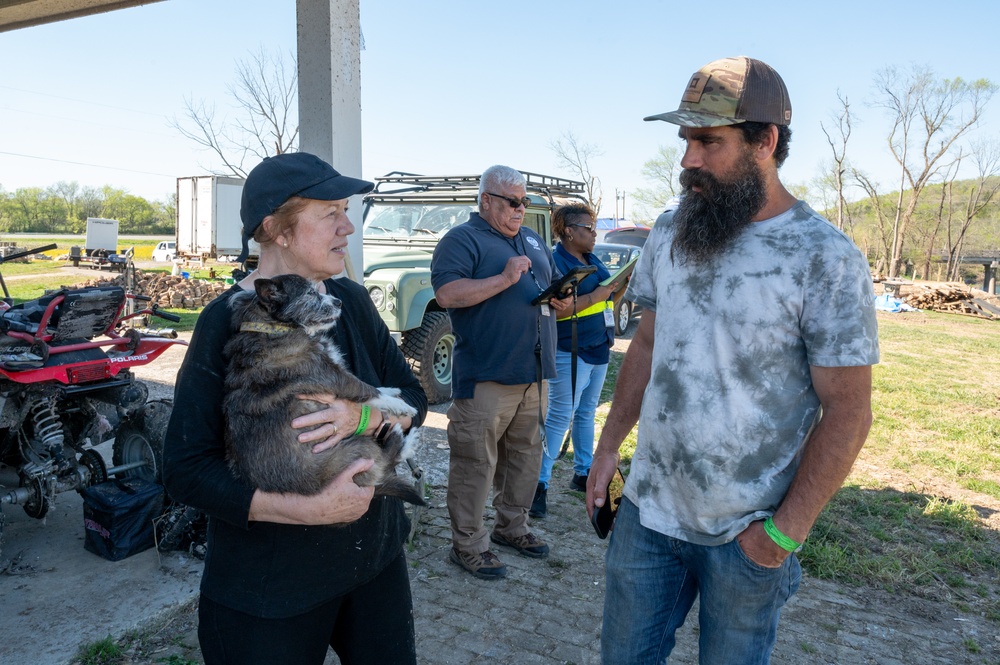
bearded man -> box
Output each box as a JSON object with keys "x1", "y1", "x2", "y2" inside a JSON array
[{"x1": 587, "y1": 56, "x2": 880, "y2": 665}]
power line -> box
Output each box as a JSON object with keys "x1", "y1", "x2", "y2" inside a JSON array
[
  {"x1": 0, "y1": 84, "x2": 166, "y2": 118},
  {"x1": 0, "y1": 150, "x2": 175, "y2": 177},
  {"x1": 1, "y1": 105, "x2": 177, "y2": 139}
]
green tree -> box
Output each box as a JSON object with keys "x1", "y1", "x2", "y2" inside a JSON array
[
  {"x1": 631, "y1": 144, "x2": 681, "y2": 223},
  {"x1": 101, "y1": 187, "x2": 158, "y2": 233}
]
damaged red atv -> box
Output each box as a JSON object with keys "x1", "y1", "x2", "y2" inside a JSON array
[{"x1": 0, "y1": 245, "x2": 187, "y2": 547}]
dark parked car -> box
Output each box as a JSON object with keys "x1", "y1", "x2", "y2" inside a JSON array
[
  {"x1": 592, "y1": 242, "x2": 643, "y2": 335},
  {"x1": 603, "y1": 226, "x2": 649, "y2": 248}
]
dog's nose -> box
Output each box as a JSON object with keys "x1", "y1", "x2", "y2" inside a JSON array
[{"x1": 331, "y1": 297, "x2": 342, "y2": 307}]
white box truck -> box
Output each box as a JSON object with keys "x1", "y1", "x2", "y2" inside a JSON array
[{"x1": 176, "y1": 175, "x2": 247, "y2": 261}]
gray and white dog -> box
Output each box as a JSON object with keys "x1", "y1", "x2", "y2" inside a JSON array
[{"x1": 222, "y1": 273, "x2": 424, "y2": 506}]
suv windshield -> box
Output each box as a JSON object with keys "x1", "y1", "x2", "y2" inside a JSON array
[{"x1": 364, "y1": 203, "x2": 474, "y2": 240}]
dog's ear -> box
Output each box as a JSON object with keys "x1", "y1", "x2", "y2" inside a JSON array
[{"x1": 255, "y1": 278, "x2": 279, "y2": 305}]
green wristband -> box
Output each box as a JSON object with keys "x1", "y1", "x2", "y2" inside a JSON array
[
  {"x1": 763, "y1": 517, "x2": 801, "y2": 552},
  {"x1": 354, "y1": 404, "x2": 371, "y2": 436}
]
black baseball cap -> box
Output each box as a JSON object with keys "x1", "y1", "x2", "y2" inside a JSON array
[{"x1": 237, "y1": 152, "x2": 374, "y2": 262}]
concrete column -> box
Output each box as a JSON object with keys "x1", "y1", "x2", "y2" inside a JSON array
[{"x1": 296, "y1": 0, "x2": 365, "y2": 282}]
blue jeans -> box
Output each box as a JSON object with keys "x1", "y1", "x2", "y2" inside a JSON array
[
  {"x1": 539, "y1": 349, "x2": 608, "y2": 486},
  {"x1": 602, "y1": 497, "x2": 801, "y2": 665}
]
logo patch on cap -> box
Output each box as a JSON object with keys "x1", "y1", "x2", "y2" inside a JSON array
[{"x1": 681, "y1": 73, "x2": 709, "y2": 104}]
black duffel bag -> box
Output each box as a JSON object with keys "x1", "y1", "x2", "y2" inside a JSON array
[{"x1": 82, "y1": 477, "x2": 164, "y2": 561}]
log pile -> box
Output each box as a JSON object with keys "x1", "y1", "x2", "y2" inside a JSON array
[
  {"x1": 901, "y1": 282, "x2": 1000, "y2": 320},
  {"x1": 64, "y1": 270, "x2": 230, "y2": 310}
]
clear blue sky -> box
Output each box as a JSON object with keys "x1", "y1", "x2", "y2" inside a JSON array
[{"x1": 1, "y1": 0, "x2": 997, "y2": 220}]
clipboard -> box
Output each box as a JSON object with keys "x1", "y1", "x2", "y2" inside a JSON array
[
  {"x1": 599, "y1": 254, "x2": 639, "y2": 291},
  {"x1": 531, "y1": 265, "x2": 597, "y2": 306}
]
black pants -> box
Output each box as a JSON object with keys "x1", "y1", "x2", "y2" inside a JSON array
[{"x1": 198, "y1": 553, "x2": 416, "y2": 665}]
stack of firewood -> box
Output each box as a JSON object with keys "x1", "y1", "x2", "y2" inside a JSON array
[
  {"x1": 64, "y1": 270, "x2": 230, "y2": 310},
  {"x1": 138, "y1": 273, "x2": 230, "y2": 309},
  {"x1": 902, "y1": 283, "x2": 1000, "y2": 320}
]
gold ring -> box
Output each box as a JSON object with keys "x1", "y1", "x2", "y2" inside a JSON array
[{"x1": 332, "y1": 424, "x2": 338, "y2": 434}]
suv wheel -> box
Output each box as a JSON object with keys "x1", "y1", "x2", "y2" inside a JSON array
[
  {"x1": 614, "y1": 299, "x2": 633, "y2": 336},
  {"x1": 402, "y1": 311, "x2": 454, "y2": 404}
]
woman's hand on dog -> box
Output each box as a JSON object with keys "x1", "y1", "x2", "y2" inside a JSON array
[
  {"x1": 294, "y1": 393, "x2": 412, "y2": 453},
  {"x1": 249, "y1": 457, "x2": 377, "y2": 525},
  {"x1": 293, "y1": 394, "x2": 367, "y2": 453}
]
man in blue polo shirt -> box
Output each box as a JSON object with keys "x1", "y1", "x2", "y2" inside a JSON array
[{"x1": 431, "y1": 164, "x2": 570, "y2": 579}]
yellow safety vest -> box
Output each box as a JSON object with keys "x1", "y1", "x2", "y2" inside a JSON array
[{"x1": 556, "y1": 299, "x2": 613, "y2": 322}]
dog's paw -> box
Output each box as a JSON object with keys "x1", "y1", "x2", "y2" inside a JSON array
[
  {"x1": 400, "y1": 427, "x2": 421, "y2": 462},
  {"x1": 371, "y1": 389, "x2": 417, "y2": 417}
]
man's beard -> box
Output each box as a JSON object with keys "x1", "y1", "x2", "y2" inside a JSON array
[{"x1": 670, "y1": 150, "x2": 767, "y2": 263}]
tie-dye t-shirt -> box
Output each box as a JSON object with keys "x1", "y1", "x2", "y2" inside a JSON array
[{"x1": 624, "y1": 201, "x2": 879, "y2": 546}]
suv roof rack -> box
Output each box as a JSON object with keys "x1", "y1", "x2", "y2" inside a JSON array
[{"x1": 368, "y1": 171, "x2": 587, "y2": 200}]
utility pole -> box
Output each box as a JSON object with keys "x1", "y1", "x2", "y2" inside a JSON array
[{"x1": 616, "y1": 190, "x2": 626, "y2": 222}]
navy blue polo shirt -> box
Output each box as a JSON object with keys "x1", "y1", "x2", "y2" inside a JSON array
[{"x1": 431, "y1": 213, "x2": 558, "y2": 399}]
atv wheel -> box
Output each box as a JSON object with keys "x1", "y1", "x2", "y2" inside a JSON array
[
  {"x1": 402, "y1": 311, "x2": 454, "y2": 404},
  {"x1": 112, "y1": 399, "x2": 172, "y2": 485},
  {"x1": 614, "y1": 298, "x2": 633, "y2": 336}
]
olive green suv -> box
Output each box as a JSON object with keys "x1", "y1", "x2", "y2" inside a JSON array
[{"x1": 362, "y1": 171, "x2": 586, "y2": 403}]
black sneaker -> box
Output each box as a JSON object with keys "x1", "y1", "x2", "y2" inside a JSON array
[
  {"x1": 529, "y1": 483, "x2": 547, "y2": 518},
  {"x1": 491, "y1": 531, "x2": 550, "y2": 559},
  {"x1": 449, "y1": 548, "x2": 507, "y2": 580},
  {"x1": 569, "y1": 473, "x2": 588, "y2": 492}
]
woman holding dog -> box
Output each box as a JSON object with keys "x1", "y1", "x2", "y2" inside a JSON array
[{"x1": 164, "y1": 152, "x2": 427, "y2": 665}]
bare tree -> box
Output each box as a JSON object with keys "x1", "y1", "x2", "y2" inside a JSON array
[
  {"x1": 550, "y1": 131, "x2": 603, "y2": 213},
  {"x1": 172, "y1": 46, "x2": 299, "y2": 178},
  {"x1": 853, "y1": 169, "x2": 894, "y2": 276},
  {"x1": 820, "y1": 91, "x2": 854, "y2": 234},
  {"x1": 872, "y1": 65, "x2": 997, "y2": 278},
  {"x1": 945, "y1": 139, "x2": 1000, "y2": 280},
  {"x1": 916, "y1": 156, "x2": 962, "y2": 280}
]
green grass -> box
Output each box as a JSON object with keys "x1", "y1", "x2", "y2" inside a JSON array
[
  {"x1": 157, "y1": 656, "x2": 199, "y2": 665},
  {"x1": 867, "y1": 313, "x2": 1000, "y2": 497},
  {"x1": 74, "y1": 636, "x2": 124, "y2": 665},
  {"x1": 597, "y1": 310, "x2": 1000, "y2": 623},
  {"x1": 1, "y1": 235, "x2": 163, "y2": 260}
]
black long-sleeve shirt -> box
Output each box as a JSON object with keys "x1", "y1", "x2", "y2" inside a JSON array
[{"x1": 163, "y1": 276, "x2": 427, "y2": 618}]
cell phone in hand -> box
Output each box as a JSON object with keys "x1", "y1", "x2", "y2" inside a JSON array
[{"x1": 591, "y1": 468, "x2": 625, "y2": 539}]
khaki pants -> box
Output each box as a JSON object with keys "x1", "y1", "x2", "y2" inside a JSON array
[{"x1": 446, "y1": 381, "x2": 544, "y2": 554}]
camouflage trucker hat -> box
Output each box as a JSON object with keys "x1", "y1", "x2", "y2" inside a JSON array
[{"x1": 644, "y1": 56, "x2": 791, "y2": 128}]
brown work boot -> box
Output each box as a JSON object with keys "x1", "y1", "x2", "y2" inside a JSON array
[
  {"x1": 490, "y1": 531, "x2": 550, "y2": 559},
  {"x1": 448, "y1": 547, "x2": 508, "y2": 580}
]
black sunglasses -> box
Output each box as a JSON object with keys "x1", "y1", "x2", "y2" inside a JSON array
[
  {"x1": 567, "y1": 222, "x2": 597, "y2": 233},
  {"x1": 487, "y1": 192, "x2": 531, "y2": 209}
]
